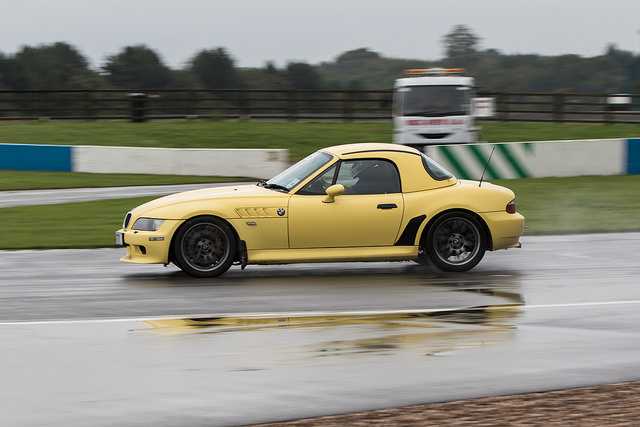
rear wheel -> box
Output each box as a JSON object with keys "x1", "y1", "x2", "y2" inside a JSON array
[
  {"x1": 173, "y1": 216, "x2": 236, "y2": 277},
  {"x1": 425, "y1": 212, "x2": 486, "y2": 272}
]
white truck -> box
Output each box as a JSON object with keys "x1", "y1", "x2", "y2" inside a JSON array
[{"x1": 392, "y1": 68, "x2": 492, "y2": 148}]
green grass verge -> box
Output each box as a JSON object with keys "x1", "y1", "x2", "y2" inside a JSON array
[
  {"x1": 479, "y1": 121, "x2": 640, "y2": 143},
  {"x1": 0, "y1": 121, "x2": 393, "y2": 162},
  {"x1": 493, "y1": 175, "x2": 640, "y2": 235},
  {"x1": 0, "y1": 196, "x2": 155, "y2": 249},
  {"x1": 1, "y1": 175, "x2": 639, "y2": 250},
  {"x1": 0, "y1": 170, "x2": 252, "y2": 191}
]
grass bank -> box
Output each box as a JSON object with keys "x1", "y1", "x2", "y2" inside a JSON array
[{"x1": 0, "y1": 170, "x2": 250, "y2": 191}]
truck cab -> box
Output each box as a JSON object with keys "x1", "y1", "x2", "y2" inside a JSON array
[{"x1": 393, "y1": 68, "x2": 478, "y2": 148}]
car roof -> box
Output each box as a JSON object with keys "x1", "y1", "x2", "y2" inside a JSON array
[{"x1": 321, "y1": 143, "x2": 420, "y2": 159}]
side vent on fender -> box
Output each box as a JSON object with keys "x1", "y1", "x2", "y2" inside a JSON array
[{"x1": 394, "y1": 215, "x2": 427, "y2": 246}]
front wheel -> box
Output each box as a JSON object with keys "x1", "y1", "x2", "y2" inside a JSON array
[
  {"x1": 173, "y1": 216, "x2": 236, "y2": 277},
  {"x1": 425, "y1": 212, "x2": 486, "y2": 272}
]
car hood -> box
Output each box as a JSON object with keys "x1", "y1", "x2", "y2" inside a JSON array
[{"x1": 130, "y1": 184, "x2": 289, "y2": 219}]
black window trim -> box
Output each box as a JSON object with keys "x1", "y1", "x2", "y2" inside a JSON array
[
  {"x1": 296, "y1": 157, "x2": 403, "y2": 195},
  {"x1": 337, "y1": 157, "x2": 402, "y2": 195}
]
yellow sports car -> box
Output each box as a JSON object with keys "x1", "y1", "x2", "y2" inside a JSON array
[{"x1": 116, "y1": 143, "x2": 524, "y2": 277}]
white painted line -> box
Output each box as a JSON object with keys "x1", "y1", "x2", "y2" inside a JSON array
[
  {"x1": 0, "y1": 308, "x2": 482, "y2": 326},
  {"x1": 1, "y1": 300, "x2": 640, "y2": 327},
  {"x1": 523, "y1": 300, "x2": 640, "y2": 310}
]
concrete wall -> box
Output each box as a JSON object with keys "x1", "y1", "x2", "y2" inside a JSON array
[
  {"x1": 426, "y1": 138, "x2": 639, "y2": 180},
  {"x1": 0, "y1": 144, "x2": 289, "y2": 179},
  {"x1": 72, "y1": 146, "x2": 289, "y2": 179}
]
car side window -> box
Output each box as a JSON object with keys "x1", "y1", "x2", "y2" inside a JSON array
[
  {"x1": 297, "y1": 159, "x2": 401, "y2": 195},
  {"x1": 297, "y1": 164, "x2": 337, "y2": 195},
  {"x1": 338, "y1": 159, "x2": 400, "y2": 195}
]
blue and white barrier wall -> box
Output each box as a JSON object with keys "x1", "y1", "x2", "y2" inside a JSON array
[
  {"x1": 426, "y1": 138, "x2": 640, "y2": 180},
  {"x1": 0, "y1": 144, "x2": 72, "y2": 172},
  {"x1": 0, "y1": 144, "x2": 289, "y2": 179},
  {"x1": 2, "y1": 139, "x2": 640, "y2": 180}
]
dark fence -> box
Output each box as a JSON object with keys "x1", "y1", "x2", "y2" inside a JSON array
[
  {"x1": 0, "y1": 89, "x2": 393, "y2": 122},
  {"x1": 486, "y1": 92, "x2": 640, "y2": 124},
  {"x1": 0, "y1": 89, "x2": 638, "y2": 123}
]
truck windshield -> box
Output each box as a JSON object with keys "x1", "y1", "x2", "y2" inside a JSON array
[{"x1": 398, "y1": 85, "x2": 469, "y2": 117}]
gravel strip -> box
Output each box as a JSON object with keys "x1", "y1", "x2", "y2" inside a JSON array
[{"x1": 251, "y1": 381, "x2": 640, "y2": 426}]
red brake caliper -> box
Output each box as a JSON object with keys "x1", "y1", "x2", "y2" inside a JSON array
[{"x1": 214, "y1": 233, "x2": 224, "y2": 259}]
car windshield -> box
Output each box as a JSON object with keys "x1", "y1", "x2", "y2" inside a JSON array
[
  {"x1": 261, "y1": 151, "x2": 333, "y2": 192},
  {"x1": 397, "y1": 85, "x2": 470, "y2": 117}
]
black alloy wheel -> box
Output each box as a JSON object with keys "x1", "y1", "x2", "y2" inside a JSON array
[
  {"x1": 425, "y1": 212, "x2": 486, "y2": 272},
  {"x1": 173, "y1": 216, "x2": 236, "y2": 277}
]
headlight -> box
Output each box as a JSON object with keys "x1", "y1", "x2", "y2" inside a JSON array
[{"x1": 132, "y1": 217, "x2": 166, "y2": 231}]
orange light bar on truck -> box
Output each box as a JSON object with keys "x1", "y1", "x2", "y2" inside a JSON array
[{"x1": 404, "y1": 68, "x2": 465, "y2": 75}]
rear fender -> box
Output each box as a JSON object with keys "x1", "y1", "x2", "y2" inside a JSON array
[{"x1": 419, "y1": 209, "x2": 493, "y2": 251}]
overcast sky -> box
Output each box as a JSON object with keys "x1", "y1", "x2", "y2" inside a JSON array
[{"x1": 2, "y1": 0, "x2": 639, "y2": 69}]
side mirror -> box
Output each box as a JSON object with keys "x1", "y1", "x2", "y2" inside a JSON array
[{"x1": 323, "y1": 184, "x2": 345, "y2": 203}]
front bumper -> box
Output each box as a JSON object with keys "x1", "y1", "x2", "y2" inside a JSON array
[{"x1": 116, "y1": 219, "x2": 182, "y2": 265}]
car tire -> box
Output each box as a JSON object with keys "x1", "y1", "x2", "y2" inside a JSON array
[
  {"x1": 173, "y1": 216, "x2": 236, "y2": 278},
  {"x1": 425, "y1": 212, "x2": 486, "y2": 272}
]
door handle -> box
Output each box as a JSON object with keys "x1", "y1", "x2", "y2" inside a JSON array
[{"x1": 377, "y1": 203, "x2": 398, "y2": 210}]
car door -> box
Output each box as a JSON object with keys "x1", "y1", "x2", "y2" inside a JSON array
[{"x1": 288, "y1": 159, "x2": 404, "y2": 248}]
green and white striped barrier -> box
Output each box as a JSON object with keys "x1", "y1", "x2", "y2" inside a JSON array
[
  {"x1": 426, "y1": 139, "x2": 632, "y2": 180},
  {"x1": 426, "y1": 142, "x2": 534, "y2": 179}
]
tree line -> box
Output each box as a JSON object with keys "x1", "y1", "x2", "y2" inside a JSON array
[{"x1": 0, "y1": 26, "x2": 638, "y2": 94}]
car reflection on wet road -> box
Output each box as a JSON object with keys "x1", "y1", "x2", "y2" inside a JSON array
[
  {"x1": 1, "y1": 233, "x2": 640, "y2": 427},
  {"x1": 138, "y1": 300, "x2": 522, "y2": 358}
]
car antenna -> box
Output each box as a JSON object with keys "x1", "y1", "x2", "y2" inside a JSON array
[{"x1": 479, "y1": 146, "x2": 496, "y2": 187}]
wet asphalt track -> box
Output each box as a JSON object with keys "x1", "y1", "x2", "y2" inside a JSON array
[{"x1": 1, "y1": 232, "x2": 640, "y2": 426}]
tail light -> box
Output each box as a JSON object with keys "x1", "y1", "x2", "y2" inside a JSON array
[{"x1": 506, "y1": 199, "x2": 516, "y2": 214}]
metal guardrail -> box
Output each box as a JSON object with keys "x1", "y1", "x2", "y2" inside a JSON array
[{"x1": 0, "y1": 89, "x2": 638, "y2": 123}]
